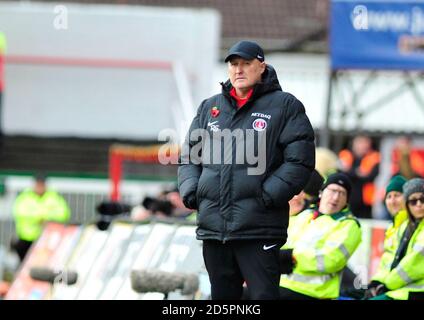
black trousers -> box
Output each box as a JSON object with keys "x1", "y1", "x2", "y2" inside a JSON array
[
  {"x1": 203, "y1": 239, "x2": 282, "y2": 300},
  {"x1": 11, "y1": 238, "x2": 33, "y2": 262},
  {"x1": 279, "y1": 286, "x2": 318, "y2": 300}
]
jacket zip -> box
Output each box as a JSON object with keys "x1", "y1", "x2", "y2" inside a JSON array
[
  {"x1": 220, "y1": 88, "x2": 261, "y2": 244},
  {"x1": 223, "y1": 219, "x2": 227, "y2": 244},
  {"x1": 222, "y1": 100, "x2": 239, "y2": 245}
]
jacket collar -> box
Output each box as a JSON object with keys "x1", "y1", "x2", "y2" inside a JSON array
[
  {"x1": 220, "y1": 64, "x2": 282, "y2": 102},
  {"x1": 321, "y1": 207, "x2": 352, "y2": 221}
]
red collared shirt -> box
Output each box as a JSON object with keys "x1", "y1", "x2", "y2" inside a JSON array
[{"x1": 230, "y1": 87, "x2": 253, "y2": 108}]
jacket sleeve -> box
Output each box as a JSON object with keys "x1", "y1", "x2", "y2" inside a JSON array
[
  {"x1": 262, "y1": 97, "x2": 315, "y2": 207},
  {"x1": 293, "y1": 219, "x2": 362, "y2": 274},
  {"x1": 372, "y1": 250, "x2": 392, "y2": 283},
  {"x1": 13, "y1": 192, "x2": 40, "y2": 222},
  {"x1": 371, "y1": 224, "x2": 396, "y2": 283},
  {"x1": 384, "y1": 231, "x2": 424, "y2": 290},
  {"x1": 349, "y1": 160, "x2": 379, "y2": 183},
  {"x1": 177, "y1": 102, "x2": 205, "y2": 206}
]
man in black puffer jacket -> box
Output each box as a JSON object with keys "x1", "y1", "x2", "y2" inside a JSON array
[{"x1": 178, "y1": 40, "x2": 315, "y2": 300}]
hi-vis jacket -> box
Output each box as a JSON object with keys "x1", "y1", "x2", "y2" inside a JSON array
[
  {"x1": 385, "y1": 219, "x2": 424, "y2": 300},
  {"x1": 280, "y1": 208, "x2": 362, "y2": 299},
  {"x1": 13, "y1": 189, "x2": 71, "y2": 241},
  {"x1": 0, "y1": 32, "x2": 6, "y2": 92},
  {"x1": 372, "y1": 210, "x2": 408, "y2": 284}
]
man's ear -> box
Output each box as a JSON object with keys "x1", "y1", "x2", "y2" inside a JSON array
[{"x1": 260, "y1": 62, "x2": 266, "y2": 74}]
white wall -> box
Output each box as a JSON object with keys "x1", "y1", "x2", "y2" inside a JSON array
[
  {"x1": 0, "y1": 1, "x2": 221, "y2": 139},
  {"x1": 1, "y1": 1, "x2": 422, "y2": 139}
]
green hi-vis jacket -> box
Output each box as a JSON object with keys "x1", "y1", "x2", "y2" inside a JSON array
[
  {"x1": 385, "y1": 218, "x2": 424, "y2": 300},
  {"x1": 280, "y1": 208, "x2": 362, "y2": 299},
  {"x1": 0, "y1": 32, "x2": 6, "y2": 53},
  {"x1": 372, "y1": 210, "x2": 408, "y2": 283},
  {"x1": 13, "y1": 189, "x2": 71, "y2": 241}
]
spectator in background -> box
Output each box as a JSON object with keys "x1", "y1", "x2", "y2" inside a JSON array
[
  {"x1": 342, "y1": 175, "x2": 408, "y2": 299},
  {"x1": 363, "y1": 175, "x2": 408, "y2": 299},
  {"x1": 279, "y1": 173, "x2": 362, "y2": 300},
  {"x1": 366, "y1": 178, "x2": 424, "y2": 300},
  {"x1": 391, "y1": 136, "x2": 423, "y2": 180},
  {"x1": 339, "y1": 135, "x2": 380, "y2": 219},
  {"x1": 12, "y1": 174, "x2": 71, "y2": 262}
]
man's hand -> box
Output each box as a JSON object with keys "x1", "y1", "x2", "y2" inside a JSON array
[
  {"x1": 279, "y1": 249, "x2": 295, "y2": 274},
  {"x1": 182, "y1": 193, "x2": 198, "y2": 210},
  {"x1": 261, "y1": 190, "x2": 274, "y2": 209},
  {"x1": 364, "y1": 282, "x2": 388, "y2": 299}
]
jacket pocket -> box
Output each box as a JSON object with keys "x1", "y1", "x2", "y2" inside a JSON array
[
  {"x1": 196, "y1": 167, "x2": 220, "y2": 201},
  {"x1": 261, "y1": 189, "x2": 274, "y2": 209},
  {"x1": 196, "y1": 172, "x2": 206, "y2": 200}
]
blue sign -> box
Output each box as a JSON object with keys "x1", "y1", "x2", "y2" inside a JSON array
[{"x1": 331, "y1": 0, "x2": 424, "y2": 70}]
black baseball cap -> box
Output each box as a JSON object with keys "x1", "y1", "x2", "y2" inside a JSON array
[{"x1": 224, "y1": 40, "x2": 265, "y2": 62}]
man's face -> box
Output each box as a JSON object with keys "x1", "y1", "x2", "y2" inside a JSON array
[
  {"x1": 34, "y1": 180, "x2": 46, "y2": 196},
  {"x1": 352, "y1": 136, "x2": 371, "y2": 157},
  {"x1": 319, "y1": 183, "x2": 348, "y2": 215},
  {"x1": 385, "y1": 191, "x2": 404, "y2": 217},
  {"x1": 228, "y1": 57, "x2": 265, "y2": 93}
]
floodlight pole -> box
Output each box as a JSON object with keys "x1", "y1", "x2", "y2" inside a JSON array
[{"x1": 321, "y1": 70, "x2": 335, "y2": 148}]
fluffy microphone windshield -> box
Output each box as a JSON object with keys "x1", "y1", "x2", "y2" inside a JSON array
[
  {"x1": 131, "y1": 269, "x2": 199, "y2": 295},
  {"x1": 29, "y1": 267, "x2": 78, "y2": 285}
]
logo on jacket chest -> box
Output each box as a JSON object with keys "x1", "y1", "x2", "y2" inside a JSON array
[
  {"x1": 207, "y1": 121, "x2": 220, "y2": 132},
  {"x1": 252, "y1": 118, "x2": 267, "y2": 131},
  {"x1": 251, "y1": 112, "x2": 271, "y2": 120}
]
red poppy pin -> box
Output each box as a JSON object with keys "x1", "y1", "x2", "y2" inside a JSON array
[{"x1": 211, "y1": 106, "x2": 220, "y2": 118}]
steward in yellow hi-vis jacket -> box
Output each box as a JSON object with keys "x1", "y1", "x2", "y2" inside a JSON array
[
  {"x1": 279, "y1": 173, "x2": 362, "y2": 300},
  {"x1": 366, "y1": 176, "x2": 408, "y2": 296},
  {"x1": 12, "y1": 174, "x2": 70, "y2": 261},
  {"x1": 367, "y1": 178, "x2": 424, "y2": 300}
]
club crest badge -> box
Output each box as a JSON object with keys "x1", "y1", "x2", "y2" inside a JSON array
[{"x1": 252, "y1": 118, "x2": 267, "y2": 131}]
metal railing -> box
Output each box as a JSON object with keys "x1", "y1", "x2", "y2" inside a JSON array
[{"x1": 0, "y1": 176, "x2": 167, "y2": 250}]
